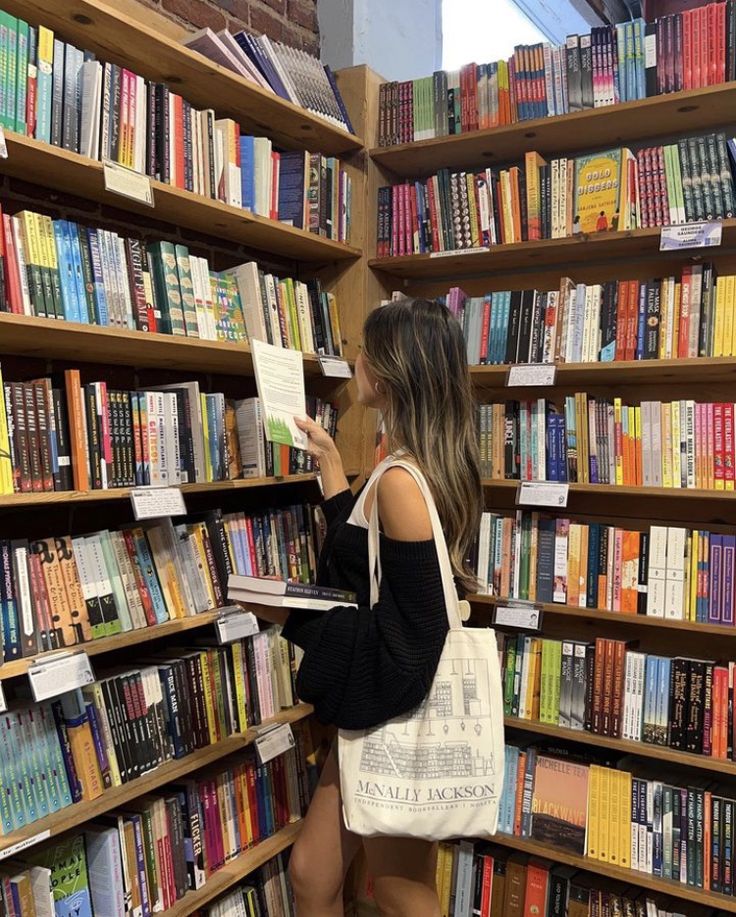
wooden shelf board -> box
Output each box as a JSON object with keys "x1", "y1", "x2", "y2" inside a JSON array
[
  {"x1": 483, "y1": 478, "x2": 736, "y2": 503},
  {"x1": 505, "y1": 716, "x2": 735, "y2": 777},
  {"x1": 369, "y1": 220, "x2": 736, "y2": 281},
  {"x1": 166, "y1": 821, "x2": 302, "y2": 917},
  {"x1": 1, "y1": 132, "x2": 361, "y2": 264},
  {"x1": 0, "y1": 473, "x2": 318, "y2": 510},
  {"x1": 472, "y1": 593, "x2": 736, "y2": 638},
  {"x1": 490, "y1": 833, "x2": 736, "y2": 912},
  {"x1": 0, "y1": 704, "x2": 313, "y2": 859},
  {"x1": 371, "y1": 83, "x2": 736, "y2": 177},
  {"x1": 0, "y1": 312, "x2": 329, "y2": 376},
  {"x1": 1, "y1": 0, "x2": 363, "y2": 157},
  {"x1": 0, "y1": 610, "x2": 227, "y2": 681},
  {"x1": 471, "y1": 356, "x2": 736, "y2": 388}
]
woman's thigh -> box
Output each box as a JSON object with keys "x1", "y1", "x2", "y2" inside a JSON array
[{"x1": 362, "y1": 835, "x2": 438, "y2": 886}]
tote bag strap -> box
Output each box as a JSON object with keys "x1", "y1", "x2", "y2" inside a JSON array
[{"x1": 367, "y1": 458, "x2": 464, "y2": 631}]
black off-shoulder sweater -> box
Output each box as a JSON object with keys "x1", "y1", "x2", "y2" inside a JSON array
[{"x1": 281, "y1": 487, "x2": 449, "y2": 730}]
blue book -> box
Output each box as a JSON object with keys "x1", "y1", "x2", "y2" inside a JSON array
[
  {"x1": 67, "y1": 221, "x2": 89, "y2": 323},
  {"x1": 324, "y1": 64, "x2": 355, "y2": 133},
  {"x1": 233, "y1": 32, "x2": 289, "y2": 100},
  {"x1": 587, "y1": 523, "x2": 600, "y2": 608},
  {"x1": 0, "y1": 540, "x2": 21, "y2": 660},
  {"x1": 52, "y1": 220, "x2": 75, "y2": 322},
  {"x1": 239, "y1": 135, "x2": 256, "y2": 212},
  {"x1": 131, "y1": 530, "x2": 168, "y2": 624},
  {"x1": 86, "y1": 228, "x2": 109, "y2": 325},
  {"x1": 655, "y1": 655, "x2": 671, "y2": 746},
  {"x1": 277, "y1": 150, "x2": 306, "y2": 229},
  {"x1": 642, "y1": 655, "x2": 659, "y2": 743}
]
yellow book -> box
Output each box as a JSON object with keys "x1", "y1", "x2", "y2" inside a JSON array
[
  {"x1": 230, "y1": 641, "x2": 249, "y2": 734},
  {"x1": 661, "y1": 402, "x2": 673, "y2": 488},
  {"x1": 239, "y1": 767, "x2": 254, "y2": 848},
  {"x1": 434, "y1": 844, "x2": 447, "y2": 909},
  {"x1": 608, "y1": 766, "x2": 620, "y2": 867},
  {"x1": 682, "y1": 533, "x2": 691, "y2": 621},
  {"x1": 614, "y1": 398, "x2": 624, "y2": 485},
  {"x1": 573, "y1": 148, "x2": 624, "y2": 234},
  {"x1": 727, "y1": 274, "x2": 736, "y2": 358},
  {"x1": 466, "y1": 172, "x2": 481, "y2": 248},
  {"x1": 586, "y1": 764, "x2": 600, "y2": 860},
  {"x1": 689, "y1": 529, "x2": 699, "y2": 621},
  {"x1": 618, "y1": 770, "x2": 632, "y2": 870},
  {"x1": 634, "y1": 405, "x2": 642, "y2": 485},
  {"x1": 326, "y1": 291, "x2": 343, "y2": 357},
  {"x1": 598, "y1": 765, "x2": 611, "y2": 862},
  {"x1": 578, "y1": 523, "x2": 588, "y2": 605},
  {"x1": 671, "y1": 401, "x2": 682, "y2": 488},
  {"x1": 528, "y1": 512, "x2": 539, "y2": 602},
  {"x1": 440, "y1": 843, "x2": 454, "y2": 916},
  {"x1": 500, "y1": 170, "x2": 515, "y2": 244},
  {"x1": 672, "y1": 281, "x2": 681, "y2": 360},
  {"x1": 199, "y1": 650, "x2": 219, "y2": 744},
  {"x1": 714, "y1": 276, "x2": 727, "y2": 357},
  {"x1": 189, "y1": 522, "x2": 217, "y2": 609},
  {"x1": 658, "y1": 277, "x2": 669, "y2": 359},
  {"x1": 0, "y1": 364, "x2": 12, "y2": 494}
]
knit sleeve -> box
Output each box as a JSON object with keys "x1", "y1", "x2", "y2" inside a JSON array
[
  {"x1": 283, "y1": 537, "x2": 449, "y2": 730},
  {"x1": 321, "y1": 488, "x2": 354, "y2": 526}
]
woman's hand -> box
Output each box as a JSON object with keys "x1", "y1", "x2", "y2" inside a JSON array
[{"x1": 295, "y1": 416, "x2": 349, "y2": 498}]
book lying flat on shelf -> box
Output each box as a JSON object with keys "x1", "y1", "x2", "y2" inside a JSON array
[{"x1": 228, "y1": 574, "x2": 357, "y2": 611}]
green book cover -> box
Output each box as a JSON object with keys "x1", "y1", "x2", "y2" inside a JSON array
[
  {"x1": 29, "y1": 834, "x2": 93, "y2": 917},
  {"x1": 540, "y1": 639, "x2": 555, "y2": 723},
  {"x1": 174, "y1": 243, "x2": 200, "y2": 337},
  {"x1": 551, "y1": 640, "x2": 562, "y2": 723},
  {"x1": 147, "y1": 241, "x2": 184, "y2": 335},
  {"x1": 14, "y1": 17, "x2": 28, "y2": 134},
  {"x1": 3, "y1": 14, "x2": 18, "y2": 131}
]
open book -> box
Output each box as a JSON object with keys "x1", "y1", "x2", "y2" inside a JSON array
[{"x1": 228, "y1": 574, "x2": 357, "y2": 611}]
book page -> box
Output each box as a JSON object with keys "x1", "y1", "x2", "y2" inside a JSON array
[{"x1": 251, "y1": 339, "x2": 308, "y2": 449}]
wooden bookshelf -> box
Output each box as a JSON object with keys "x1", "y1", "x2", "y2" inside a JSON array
[
  {"x1": 482, "y1": 477, "x2": 736, "y2": 506},
  {"x1": 471, "y1": 593, "x2": 736, "y2": 639},
  {"x1": 0, "y1": 610, "x2": 226, "y2": 681},
  {"x1": 490, "y1": 833, "x2": 736, "y2": 912},
  {"x1": 0, "y1": 703, "x2": 313, "y2": 860},
  {"x1": 504, "y1": 716, "x2": 736, "y2": 778},
  {"x1": 1, "y1": 132, "x2": 361, "y2": 265},
  {"x1": 370, "y1": 83, "x2": 736, "y2": 177},
  {"x1": 0, "y1": 313, "x2": 345, "y2": 377},
  {"x1": 1, "y1": 0, "x2": 363, "y2": 157},
  {"x1": 369, "y1": 220, "x2": 736, "y2": 280},
  {"x1": 470, "y1": 356, "x2": 736, "y2": 388},
  {"x1": 165, "y1": 820, "x2": 302, "y2": 917},
  {"x1": 0, "y1": 473, "x2": 319, "y2": 510}
]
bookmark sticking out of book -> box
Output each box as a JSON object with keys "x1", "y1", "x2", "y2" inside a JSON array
[
  {"x1": 251, "y1": 339, "x2": 308, "y2": 450},
  {"x1": 228, "y1": 573, "x2": 358, "y2": 611}
]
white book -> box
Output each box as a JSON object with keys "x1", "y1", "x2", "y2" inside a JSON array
[
  {"x1": 110, "y1": 530, "x2": 146, "y2": 629},
  {"x1": 477, "y1": 512, "x2": 491, "y2": 592},
  {"x1": 253, "y1": 136, "x2": 273, "y2": 217},
  {"x1": 150, "y1": 381, "x2": 205, "y2": 483},
  {"x1": 97, "y1": 529, "x2": 133, "y2": 633},
  {"x1": 263, "y1": 272, "x2": 284, "y2": 346},
  {"x1": 650, "y1": 400, "x2": 663, "y2": 486},
  {"x1": 295, "y1": 280, "x2": 315, "y2": 354},
  {"x1": 173, "y1": 523, "x2": 213, "y2": 612},
  {"x1": 72, "y1": 535, "x2": 103, "y2": 634},
  {"x1": 664, "y1": 526, "x2": 686, "y2": 619},
  {"x1": 640, "y1": 400, "x2": 652, "y2": 487},
  {"x1": 85, "y1": 825, "x2": 127, "y2": 916},
  {"x1": 225, "y1": 261, "x2": 269, "y2": 343},
  {"x1": 135, "y1": 75, "x2": 146, "y2": 174},
  {"x1": 116, "y1": 235, "x2": 135, "y2": 328},
  {"x1": 93, "y1": 383, "x2": 109, "y2": 489},
  {"x1": 647, "y1": 525, "x2": 668, "y2": 617},
  {"x1": 11, "y1": 216, "x2": 33, "y2": 314},
  {"x1": 688, "y1": 264, "x2": 703, "y2": 359},
  {"x1": 80, "y1": 59, "x2": 102, "y2": 160}
]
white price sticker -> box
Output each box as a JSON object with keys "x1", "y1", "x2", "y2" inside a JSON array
[
  {"x1": 0, "y1": 124, "x2": 7, "y2": 159},
  {"x1": 103, "y1": 160, "x2": 154, "y2": 207},
  {"x1": 493, "y1": 603, "x2": 543, "y2": 631},
  {"x1": 131, "y1": 487, "x2": 187, "y2": 520},
  {"x1": 429, "y1": 247, "x2": 489, "y2": 258},
  {"x1": 507, "y1": 364, "x2": 556, "y2": 387},
  {"x1": 255, "y1": 723, "x2": 295, "y2": 764},
  {"x1": 28, "y1": 652, "x2": 95, "y2": 702},
  {"x1": 517, "y1": 481, "x2": 569, "y2": 508},
  {"x1": 660, "y1": 220, "x2": 722, "y2": 251},
  {"x1": 318, "y1": 356, "x2": 353, "y2": 378},
  {"x1": 216, "y1": 609, "x2": 260, "y2": 644},
  {"x1": 0, "y1": 830, "x2": 51, "y2": 861}
]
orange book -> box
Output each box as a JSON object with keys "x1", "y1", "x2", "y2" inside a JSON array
[
  {"x1": 56, "y1": 534, "x2": 93, "y2": 642},
  {"x1": 578, "y1": 524, "x2": 588, "y2": 607},
  {"x1": 620, "y1": 530, "x2": 641, "y2": 614},
  {"x1": 523, "y1": 859, "x2": 550, "y2": 916},
  {"x1": 63, "y1": 368, "x2": 89, "y2": 492},
  {"x1": 33, "y1": 536, "x2": 78, "y2": 647},
  {"x1": 66, "y1": 709, "x2": 105, "y2": 801},
  {"x1": 704, "y1": 791, "x2": 712, "y2": 891},
  {"x1": 567, "y1": 523, "x2": 581, "y2": 607},
  {"x1": 509, "y1": 166, "x2": 522, "y2": 243}
]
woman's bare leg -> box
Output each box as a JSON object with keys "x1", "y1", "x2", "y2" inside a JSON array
[{"x1": 362, "y1": 835, "x2": 440, "y2": 917}]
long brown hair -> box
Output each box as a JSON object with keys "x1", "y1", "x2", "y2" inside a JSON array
[{"x1": 362, "y1": 298, "x2": 482, "y2": 592}]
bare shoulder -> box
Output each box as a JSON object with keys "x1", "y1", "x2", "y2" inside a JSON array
[{"x1": 376, "y1": 466, "x2": 433, "y2": 541}]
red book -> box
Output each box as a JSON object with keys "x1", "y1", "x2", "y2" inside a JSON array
[
  {"x1": 270, "y1": 150, "x2": 280, "y2": 221},
  {"x1": 682, "y1": 9, "x2": 692, "y2": 90},
  {"x1": 626, "y1": 280, "x2": 640, "y2": 361},
  {"x1": 479, "y1": 296, "x2": 491, "y2": 364},
  {"x1": 614, "y1": 280, "x2": 627, "y2": 360},
  {"x1": 409, "y1": 183, "x2": 419, "y2": 254},
  {"x1": 725, "y1": 403, "x2": 735, "y2": 490},
  {"x1": 592, "y1": 637, "x2": 606, "y2": 734},
  {"x1": 480, "y1": 853, "x2": 494, "y2": 916},
  {"x1": 63, "y1": 369, "x2": 89, "y2": 492},
  {"x1": 426, "y1": 179, "x2": 440, "y2": 252},
  {"x1": 679, "y1": 264, "x2": 692, "y2": 358},
  {"x1": 523, "y1": 860, "x2": 550, "y2": 916},
  {"x1": 715, "y1": 402, "x2": 725, "y2": 489},
  {"x1": 26, "y1": 56, "x2": 37, "y2": 137},
  {"x1": 2, "y1": 212, "x2": 23, "y2": 313},
  {"x1": 391, "y1": 188, "x2": 399, "y2": 256},
  {"x1": 692, "y1": 4, "x2": 702, "y2": 87}
]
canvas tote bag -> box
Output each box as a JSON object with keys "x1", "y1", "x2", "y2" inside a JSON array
[{"x1": 339, "y1": 459, "x2": 505, "y2": 840}]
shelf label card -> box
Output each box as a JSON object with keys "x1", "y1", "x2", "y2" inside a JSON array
[
  {"x1": 0, "y1": 682, "x2": 5, "y2": 713},
  {"x1": 660, "y1": 220, "x2": 722, "y2": 251},
  {"x1": 0, "y1": 125, "x2": 7, "y2": 159},
  {"x1": 216, "y1": 608, "x2": 260, "y2": 644},
  {"x1": 103, "y1": 160, "x2": 154, "y2": 207},
  {"x1": 429, "y1": 247, "x2": 489, "y2": 259},
  {"x1": 517, "y1": 481, "x2": 569, "y2": 508},
  {"x1": 493, "y1": 602, "x2": 543, "y2": 632},
  {"x1": 28, "y1": 652, "x2": 95, "y2": 702},
  {"x1": 319, "y1": 356, "x2": 353, "y2": 378},
  {"x1": 507, "y1": 364, "x2": 556, "y2": 387},
  {"x1": 255, "y1": 723, "x2": 295, "y2": 765},
  {"x1": 0, "y1": 830, "x2": 51, "y2": 861},
  {"x1": 131, "y1": 487, "x2": 187, "y2": 520}
]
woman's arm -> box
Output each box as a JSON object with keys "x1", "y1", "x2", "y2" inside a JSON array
[{"x1": 294, "y1": 415, "x2": 349, "y2": 499}]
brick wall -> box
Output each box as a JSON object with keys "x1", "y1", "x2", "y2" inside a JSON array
[{"x1": 138, "y1": 0, "x2": 320, "y2": 55}]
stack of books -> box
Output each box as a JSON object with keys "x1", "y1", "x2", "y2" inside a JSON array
[
  {"x1": 0, "y1": 502, "x2": 320, "y2": 662},
  {"x1": 377, "y1": 1, "x2": 736, "y2": 144},
  {"x1": 0, "y1": 365, "x2": 336, "y2": 493},
  {"x1": 476, "y1": 512, "x2": 736, "y2": 627},
  {"x1": 0, "y1": 8, "x2": 352, "y2": 239},
  {"x1": 477, "y1": 394, "x2": 736, "y2": 490},
  {"x1": 184, "y1": 26, "x2": 354, "y2": 134},
  {"x1": 0, "y1": 733, "x2": 307, "y2": 913},
  {"x1": 376, "y1": 132, "x2": 735, "y2": 255},
  {"x1": 447, "y1": 263, "x2": 736, "y2": 366}
]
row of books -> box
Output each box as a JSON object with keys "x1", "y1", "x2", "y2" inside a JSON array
[
  {"x1": 477, "y1": 396, "x2": 736, "y2": 490},
  {"x1": 500, "y1": 744, "x2": 736, "y2": 897},
  {"x1": 376, "y1": 1, "x2": 736, "y2": 144},
  {"x1": 0, "y1": 502, "x2": 320, "y2": 662},
  {"x1": 0, "y1": 634, "x2": 303, "y2": 836},
  {"x1": 449, "y1": 263, "x2": 736, "y2": 367},
  {"x1": 0, "y1": 365, "x2": 335, "y2": 493},
  {"x1": 192, "y1": 852, "x2": 293, "y2": 917},
  {"x1": 0, "y1": 212, "x2": 345, "y2": 355},
  {"x1": 183, "y1": 26, "x2": 353, "y2": 134},
  {"x1": 476, "y1": 513, "x2": 736, "y2": 627},
  {"x1": 0, "y1": 737, "x2": 306, "y2": 915},
  {"x1": 500, "y1": 631, "x2": 735, "y2": 760},
  {"x1": 376, "y1": 133, "x2": 735, "y2": 256},
  {"x1": 0, "y1": 8, "x2": 354, "y2": 236}
]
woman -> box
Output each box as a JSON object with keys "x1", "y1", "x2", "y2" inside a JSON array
[{"x1": 246, "y1": 298, "x2": 482, "y2": 916}]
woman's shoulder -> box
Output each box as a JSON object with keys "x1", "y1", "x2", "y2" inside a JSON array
[{"x1": 377, "y1": 465, "x2": 433, "y2": 542}]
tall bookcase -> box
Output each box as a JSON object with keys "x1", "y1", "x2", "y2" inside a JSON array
[
  {"x1": 365, "y1": 77, "x2": 736, "y2": 913},
  {"x1": 0, "y1": 0, "x2": 373, "y2": 909}
]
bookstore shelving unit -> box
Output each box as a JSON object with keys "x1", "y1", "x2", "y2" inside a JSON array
[
  {"x1": 0, "y1": 0, "x2": 374, "y2": 906},
  {"x1": 365, "y1": 58, "x2": 736, "y2": 912}
]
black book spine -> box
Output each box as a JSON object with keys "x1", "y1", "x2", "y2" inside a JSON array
[
  {"x1": 668, "y1": 657, "x2": 689, "y2": 750},
  {"x1": 685, "y1": 659, "x2": 705, "y2": 753},
  {"x1": 51, "y1": 387, "x2": 72, "y2": 491},
  {"x1": 505, "y1": 291, "x2": 522, "y2": 364},
  {"x1": 146, "y1": 81, "x2": 157, "y2": 178},
  {"x1": 182, "y1": 100, "x2": 193, "y2": 193},
  {"x1": 103, "y1": 676, "x2": 133, "y2": 783},
  {"x1": 188, "y1": 654, "x2": 208, "y2": 749},
  {"x1": 245, "y1": 636, "x2": 262, "y2": 726},
  {"x1": 76, "y1": 224, "x2": 96, "y2": 324},
  {"x1": 110, "y1": 64, "x2": 122, "y2": 163},
  {"x1": 637, "y1": 531, "x2": 649, "y2": 614}
]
